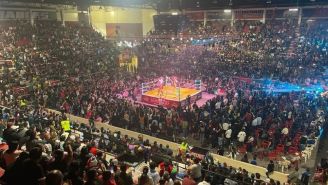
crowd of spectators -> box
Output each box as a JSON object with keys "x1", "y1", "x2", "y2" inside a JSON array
[
  {"x1": 0, "y1": 16, "x2": 327, "y2": 185},
  {"x1": 0, "y1": 105, "x2": 291, "y2": 185}
]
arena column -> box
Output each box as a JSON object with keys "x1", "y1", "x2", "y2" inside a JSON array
[{"x1": 77, "y1": 0, "x2": 91, "y2": 26}]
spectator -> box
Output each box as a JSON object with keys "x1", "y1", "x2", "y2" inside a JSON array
[
  {"x1": 1, "y1": 140, "x2": 21, "y2": 169},
  {"x1": 46, "y1": 170, "x2": 64, "y2": 185},
  {"x1": 66, "y1": 161, "x2": 84, "y2": 185},
  {"x1": 250, "y1": 156, "x2": 257, "y2": 165},
  {"x1": 188, "y1": 158, "x2": 202, "y2": 182},
  {"x1": 102, "y1": 170, "x2": 117, "y2": 185},
  {"x1": 22, "y1": 147, "x2": 46, "y2": 185},
  {"x1": 48, "y1": 145, "x2": 73, "y2": 174},
  {"x1": 254, "y1": 173, "x2": 263, "y2": 185},
  {"x1": 237, "y1": 129, "x2": 247, "y2": 145},
  {"x1": 85, "y1": 169, "x2": 99, "y2": 185},
  {"x1": 115, "y1": 165, "x2": 133, "y2": 185},
  {"x1": 241, "y1": 154, "x2": 249, "y2": 163},
  {"x1": 162, "y1": 171, "x2": 174, "y2": 185},
  {"x1": 182, "y1": 174, "x2": 196, "y2": 185},
  {"x1": 197, "y1": 175, "x2": 211, "y2": 185},
  {"x1": 300, "y1": 168, "x2": 310, "y2": 185},
  {"x1": 148, "y1": 162, "x2": 160, "y2": 185},
  {"x1": 266, "y1": 160, "x2": 275, "y2": 177},
  {"x1": 138, "y1": 166, "x2": 153, "y2": 185},
  {"x1": 3, "y1": 123, "x2": 20, "y2": 143}
]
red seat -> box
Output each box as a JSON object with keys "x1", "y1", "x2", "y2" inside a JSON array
[
  {"x1": 268, "y1": 151, "x2": 278, "y2": 161},
  {"x1": 313, "y1": 168, "x2": 325, "y2": 183},
  {"x1": 276, "y1": 144, "x2": 285, "y2": 153},
  {"x1": 288, "y1": 146, "x2": 298, "y2": 155},
  {"x1": 261, "y1": 141, "x2": 271, "y2": 149},
  {"x1": 238, "y1": 145, "x2": 247, "y2": 154}
]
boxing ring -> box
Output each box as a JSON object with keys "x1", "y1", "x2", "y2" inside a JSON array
[{"x1": 141, "y1": 76, "x2": 202, "y2": 108}]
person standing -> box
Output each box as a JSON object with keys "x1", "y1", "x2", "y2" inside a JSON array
[
  {"x1": 138, "y1": 166, "x2": 153, "y2": 185},
  {"x1": 300, "y1": 168, "x2": 310, "y2": 185},
  {"x1": 188, "y1": 158, "x2": 202, "y2": 182},
  {"x1": 266, "y1": 160, "x2": 275, "y2": 177},
  {"x1": 148, "y1": 162, "x2": 160, "y2": 185}
]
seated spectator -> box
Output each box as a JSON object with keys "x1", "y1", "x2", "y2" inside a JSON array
[{"x1": 250, "y1": 156, "x2": 257, "y2": 165}]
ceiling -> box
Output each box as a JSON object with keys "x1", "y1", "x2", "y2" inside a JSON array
[{"x1": 1, "y1": 0, "x2": 327, "y2": 10}]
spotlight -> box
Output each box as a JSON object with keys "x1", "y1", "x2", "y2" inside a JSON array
[
  {"x1": 224, "y1": 9, "x2": 231, "y2": 13},
  {"x1": 289, "y1": 8, "x2": 298, "y2": 12}
]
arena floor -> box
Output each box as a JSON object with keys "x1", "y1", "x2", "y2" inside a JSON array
[{"x1": 144, "y1": 85, "x2": 200, "y2": 101}]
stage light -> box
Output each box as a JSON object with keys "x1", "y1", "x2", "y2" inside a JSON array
[
  {"x1": 180, "y1": 38, "x2": 183, "y2": 41},
  {"x1": 171, "y1": 37, "x2": 175, "y2": 40},
  {"x1": 171, "y1": 12, "x2": 178, "y2": 15},
  {"x1": 190, "y1": 37, "x2": 193, "y2": 41},
  {"x1": 224, "y1": 9, "x2": 231, "y2": 13},
  {"x1": 289, "y1": 8, "x2": 298, "y2": 12}
]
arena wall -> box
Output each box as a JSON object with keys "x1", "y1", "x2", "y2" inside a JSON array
[{"x1": 89, "y1": 6, "x2": 156, "y2": 37}]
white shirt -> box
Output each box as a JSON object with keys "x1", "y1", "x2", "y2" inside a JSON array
[
  {"x1": 237, "y1": 131, "x2": 246, "y2": 142},
  {"x1": 148, "y1": 170, "x2": 160, "y2": 185},
  {"x1": 252, "y1": 117, "x2": 262, "y2": 126},
  {"x1": 248, "y1": 136, "x2": 254, "y2": 143},
  {"x1": 281, "y1": 127, "x2": 289, "y2": 135},
  {"x1": 198, "y1": 181, "x2": 211, "y2": 185},
  {"x1": 165, "y1": 179, "x2": 174, "y2": 185},
  {"x1": 223, "y1": 98, "x2": 228, "y2": 105},
  {"x1": 189, "y1": 163, "x2": 202, "y2": 179},
  {"x1": 225, "y1": 129, "x2": 232, "y2": 139},
  {"x1": 222, "y1": 123, "x2": 230, "y2": 131},
  {"x1": 215, "y1": 101, "x2": 221, "y2": 109}
]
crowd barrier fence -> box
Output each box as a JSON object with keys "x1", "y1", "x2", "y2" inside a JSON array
[{"x1": 45, "y1": 108, "x2": 289, "y2": 183}]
